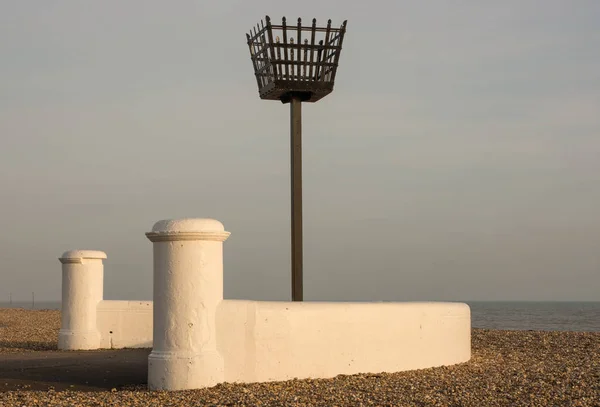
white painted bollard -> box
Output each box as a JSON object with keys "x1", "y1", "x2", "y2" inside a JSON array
[
  {"x1": 146, "y1": 218, "x2": 230, "y2": 390},
  {"x1": 58, "y1": 250, "x2": 106, "y2": 350}
]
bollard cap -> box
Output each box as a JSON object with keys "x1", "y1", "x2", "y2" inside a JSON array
[
  {"x1": 146, "y1": 218, "x2": 231, "y2": 242},
  {"x1": 59, "y1": 250, "x2": 107, "y2": 264}
]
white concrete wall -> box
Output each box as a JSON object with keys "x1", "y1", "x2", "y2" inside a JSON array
[
  {"x1": 64, "y1": 295, "x2": 471, "y2": 378},
  {"x1": 217, "y1": 300, "x2": 471, "y2": 384},
  {"x1": 61, "y1": 217, "x2": 471, "y2": 390},
  {"x1": 58, "y1": 250, "x2": 106, "y2": 350},
  {"x1": 96, "y1": 300, "x2": 153, "y2": 349},
  {"x1": 58, "y1": 249, "x2": 154, "y2": 351},
  {"x1": 146, "y1": 218, "x2": 230, "y2": 390}
]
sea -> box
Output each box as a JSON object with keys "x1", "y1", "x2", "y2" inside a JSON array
[{"x1": 1, "y1": 301, "x2": 599, "y2": 332}]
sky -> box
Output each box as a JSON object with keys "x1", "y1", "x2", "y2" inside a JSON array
[{"x1": 0, "y1": 0, "x2": 599, "y2": 303}]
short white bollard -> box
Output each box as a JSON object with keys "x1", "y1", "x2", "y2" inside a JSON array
[
  {"x1": 146, "y1": 218, "x2": 231, "y2": 391},
  {"x1": 58, "y1": 250, "x2": 106, "y2": 350}
]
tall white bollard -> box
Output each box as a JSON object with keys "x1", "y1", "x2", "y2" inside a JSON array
[
  {"x1": 58, "y1": 250, "x2": 106, "y2": 350},
  {"x1": 146, "y1": 218, "x2": 230, "y2": 390}
]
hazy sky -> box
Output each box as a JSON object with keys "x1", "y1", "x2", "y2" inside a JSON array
[{"x1": 1, "y1": 1, "x2": 599, "y2": 302}]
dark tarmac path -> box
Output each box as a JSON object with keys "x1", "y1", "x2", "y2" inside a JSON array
[{"x1": 0, "y1": 349, "x2": 150, "y2": 392}]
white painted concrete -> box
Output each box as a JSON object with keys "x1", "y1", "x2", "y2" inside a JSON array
[
  {"x1": 97, "y1": 300, "x2": 153, "y2": 349},
  {"x1": 58, "y1": 217, "x2": 471, "y2": 391},
  {"x1": 58, "y1": 250, "x2": 106, "y2": 350},
  {"x1": 145, "y1": 218, "x2": 471, "y2": 391},
  {"x1": 145, "y1": 218, "x2": 231, "y2": 391},
  {"x1": 216, "y1": 300, "x2": 471, "y2": 384},
  {"x1": 58, "y1": 252, "x2": 153, "y2": 350}
]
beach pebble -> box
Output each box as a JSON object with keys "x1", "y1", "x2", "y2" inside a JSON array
[{"x1": 1, "y1": 308, "x2": 599, "y2": 406}]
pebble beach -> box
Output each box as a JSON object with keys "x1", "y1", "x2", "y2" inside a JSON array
[{"x1": 1, "y1": 308, "x2": 599, "y2": 406}]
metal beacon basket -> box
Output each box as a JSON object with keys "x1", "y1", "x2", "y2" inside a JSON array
[
  {"x1": 246, "y1": 16, "x2": 348, "y2": 103},
  {"x1": 245, "y1": 15, "x2": 348, "y2": 301}
]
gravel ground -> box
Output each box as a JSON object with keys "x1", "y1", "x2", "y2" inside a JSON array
[
  {"x1": 1, "y1": 308, "x2": 599, "y2": 406},
  {"x1": 0, "y1": 308, "x2": 61, "y2": 353}
]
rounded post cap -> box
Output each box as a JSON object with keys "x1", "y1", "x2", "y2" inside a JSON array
[
  {"x1": 59, "y1": 250, "x2": 107, "y2": 264},
  {"x1": 146, "y1": 218, "x2": 230, "y2": 242}
]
